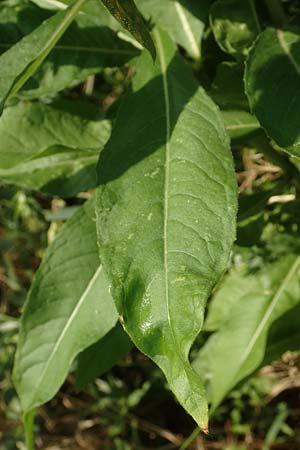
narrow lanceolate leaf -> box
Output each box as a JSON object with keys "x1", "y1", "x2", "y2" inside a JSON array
[
  {"x1": 0, "y1": 2, "x2": 137, "y2": 98},
  {"x1": 13, "y1": 197, "x2": 118, "y2": 413},
  {"x1": 193, "y1": 255, "x2": 300, "y2": 410},
  {"x1": 96, "y1": 30, "x2": 237, "y2": 429},
  {"x1": 0, "y1": 0, "x2": 86, "y2": 111},
  {"x1": 100, "y1": 0, "x2": 156, "y2": 59},
  {"x1": 210, "y1": 0, "x2": 260, "y2": 59},
  {"x1": 245, "y1": 28, "x2": 300, "y2": 157}
]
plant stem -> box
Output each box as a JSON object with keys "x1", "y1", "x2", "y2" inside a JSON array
[
  {"x1": 249, "y1": 0, "x2": 261, "y2": 32},
  {"x1": 178, "y1": 427, "x2": 200, "y2": 450},
  {"x1": 264, "y1": 0, "x2": 286, "y2": 27},
  {"x1": 24, "y1": 410, "x2": 36, "y2": 450}
]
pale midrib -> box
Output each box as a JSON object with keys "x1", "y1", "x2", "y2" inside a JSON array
[
  {"x1": 155, "y1": 32, "x2": 172, "y2": 341},
  {"x1": 241, "y1": 256, "x2": 300, "y2": 368},
  {"x1": 277, "y1": 30, "x2": 300, "y2": 77},
  {"x1": 225, "y1": 123, "x2": 259, "y2": 131},
  {"x1": 174, "y1": 1, "x2": 200, "y2": 60},
  {"x1": 30, "y1": 264, "x2": 103, "y2": 407}
]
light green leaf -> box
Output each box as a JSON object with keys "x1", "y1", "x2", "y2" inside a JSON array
[
  {"x1": 0, "y1": 0, "x2": 86, "y2": 110},
  {"x1": 0, "y1": 100, "x2": 110, "y2": 195},
  {"x1": 210, "y1": 0, "x2": 260, "y2": 59},
  {"x1": 0, "y1": 2, "x2": 137, "y2": 98},
  {"x1": 75, "y1": 323, "x2": 133, "y2": 389},
  {"x1": 222, "y1": 110, "x2": 260, "y2": 140},
  {"x1": 13, "y1": 197, "x2": 118, "y2": 413},
  {"x1": 96, "y1": 30, "x2": 237, "y2": 429},
  {"x1": 100, "y1": 0, "x2": 156, "y2": 59},
  {"x1": 245, "y1": 28, "x2": 300, "y2": 157},
  {"x1": 136, "y1": 0, "x2": 211, "y2": 60},
  {"x1": 194, "y1": 255, "x2": 300, "y2": 409}
]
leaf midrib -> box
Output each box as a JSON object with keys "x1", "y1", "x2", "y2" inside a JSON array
[
  {"x1": 155, "y1": 30, "x2": 191, "y2": 379},
  {"x1": 174, "y1": 1, "x2": 200, "y2": 60},
  {"x1": 28, "y1": 263, "x2": 103, "y2": 409},
  {"x1": 277, "y1": 29, "x2": 300, "y2": 77}
]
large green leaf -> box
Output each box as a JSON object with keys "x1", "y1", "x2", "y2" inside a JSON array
[
  {"x1": 75, "y1": 323, "x2": 132, "y2": 389},
  {"x1": 0, "y1": 1, "x2": 137, "y2": 98},
  {"x1": 13, "y1": 197, "x2": 118, "y2": 413},
  {"x1": 0, "y1": 100, "x2": 110, "y2": 196},
  {"x1": 245, "y1": 28, "x2": 300, "y2": 157},
  {"x1": 193, "y1": 254, "x2": 300, "y2": 410},
  {"x1": 210, "y1": 0, "x2": 260, "y2": 59},
  {"x1": 136, "y1": 0, "x2": 211, "y2": 60},
  {"x1": 0, "y1": 0, "x2": 86, "y2": 110},
  {"x1": 96, "y1": 30, "x2": 237, "y2": 429},
  {"x1": 100, "y1": 0, "x2": 156, "y2": 59}
]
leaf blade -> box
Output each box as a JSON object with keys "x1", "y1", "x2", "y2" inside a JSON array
[
  {"x1": 96, "y1": 30, "x2": 237, "y2": 428},
  {"x1": 13, "y1": 197, "x2": 118, "y2": 412}
]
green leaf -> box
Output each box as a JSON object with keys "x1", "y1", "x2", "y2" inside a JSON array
[
  {"x1": 0, "y1": 2, "x2": 137, "y2": 98},
  {"x1": 75, "y1": 323, "x2": 132, "y2": 389},
  {"x1": 210, "y1": 0, "x2": 260, "y2": 59},
  {"x1": 194, "y1": 254, "x2": 300, "y2": 409},
  {"x1": 0, "y1": 0, "x2": 86, "y2": 110},
  {"x1": 136, "y1": 0, "x2": 211, "y2": 60},
  {"x1": 13, "y1": 197, "x2": 118, "y2": 413},
  {"x1": 245, "y1": 28, "x2": 300, "y2": 157},
  {"x1": 96, "y1": 30, "x2": 237, "y2": 429},
  {"x1": 100, "y1": 0, "x2": 156, "y2": 59},
  {"x1": 0, "y1": 100, "x2": 110, "y2": 196},
  {"x1": 222, "y1": 110, "x2": 260, "y2": 140}
]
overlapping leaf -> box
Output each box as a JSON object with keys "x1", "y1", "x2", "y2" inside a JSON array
[
  {"x1": 0, "y1": 100, "x2": 110, "y2": 196},
  {"x1": 0, "y1": 0, "x2": 87, "y2": 110},
  {"x1": 96, "y1": 30, "x2": 237, "y2": 428},
  {"x1": 245, "y1": 28, "x2": 300, "y2": 157},
  {"x1": 13, "y1": 197, "x2": 118, "y2": 413},
  {"x1": 194, "y1": 254, "x2": 300, "y2": 409},
  {"x1": 0, "y1": 1, "x2": 137, "y2": 98},
  {"x1": 100, "y1": 0, "x2": 156, "y2": 58}
]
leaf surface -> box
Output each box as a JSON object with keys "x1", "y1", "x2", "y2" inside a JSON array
[
  {"x1": 96, "y1": 30, "x2": 237, "y2": 428},
  {"x1": 13, "y1": 197, "x2": 118, "y2": 412},
  {"x1": 245, "y1": 28, "x2": 300, "y2": 157},
  {"x1": 193, "y1": 255, "x2": 300, "y2": 409}
]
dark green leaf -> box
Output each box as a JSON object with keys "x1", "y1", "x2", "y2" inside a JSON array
[
  {"x1": 75, "y1": 323, "x2": 132, "y2": 389},
  {"x1": 245, "y1": 28, "x2": 300, "y2": 157},
  {"x1": 100, "y1": 0, "x2": 156, "y2": 59},
  {"x1": 13, "y1": 197, "x2": 118, "y2": 413}
]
